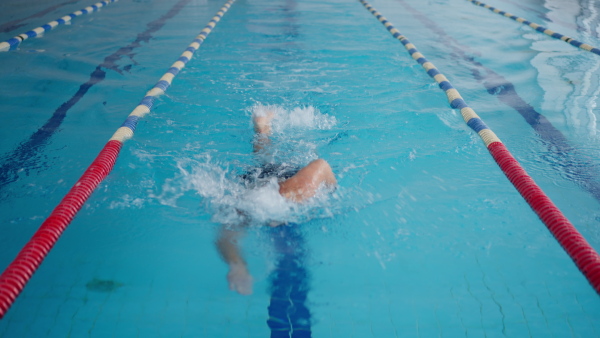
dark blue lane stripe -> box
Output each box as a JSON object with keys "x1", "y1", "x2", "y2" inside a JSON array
[
  {"x1": 267, "y1": 225, "x2": 312, "y2": 337},
  {"x1": 467, "y1": 117, "x2": 488, "y2": 133},
  {"x1": 427, "y1": 68, "x2": 440, "y2": 77},
  {"x1": 438, "y1": 80, "x2": 453, "y2": 91},
  {"x1": 0, "y1": 0, "x2": 194, "y2": 192},
  {"x1": 154, "y1": 79, "x2": 170, "y2": 91},
  {"x1": 396, "y1": 0, "x2": 600, "y2": 203},
  {"x1": 120, "y1": 115, "x2": 140, "y2": 132},
  {"x1": 0, "y1": 0, "x2": 79, "y2": 33},
  {"x1": 167, "y1": 66, "x2": 180, "y2": 75},
  {"x1": 450, "y1": 98, "x2": 468, "y2": 110},
  {"x1": 139, "y1": 96, "x2": 155, "y2": 109},
  {"x1": 6, "y1": 37, "x2": 21, "y2": 47}
]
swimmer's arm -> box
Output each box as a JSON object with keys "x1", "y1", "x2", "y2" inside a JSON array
[
  {"x1": 216, "y1": 226, "x2": 246, "y2": 267},
  {"x1": 216, "y1": 225, "x2": 253, "y2": 295}
]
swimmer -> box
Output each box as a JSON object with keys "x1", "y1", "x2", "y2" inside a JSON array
[{"x1": 216, "y1": 108, "x2": 336, "y2": 295}]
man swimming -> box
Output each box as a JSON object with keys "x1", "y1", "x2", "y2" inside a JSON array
[{"x1": 216, "y1": 108, "x2": 337, "y2": 295}]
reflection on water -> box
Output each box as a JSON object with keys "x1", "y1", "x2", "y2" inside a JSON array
[
  {"x1": 533, "y1": 0, "x2": 600, "y2": 139},
  {"x1": 397, "y1": 0, "x2": 600, "y2": 204}
]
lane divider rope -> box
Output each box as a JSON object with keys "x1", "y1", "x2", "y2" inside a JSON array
[
  {"x1": 0, "y1": 0, "x2": 236, "y2": 319},
  {"x1": 395, "y1": 0, "x2": 600, "y2": 204},
  {"x1": 359, "y1": 0, "x2": 600, "y2": 294},
  {"x1": 0, "y1": 0, "x2": 118, "y2": 52},
  {"x1": 466, "y1": 0, "x2": 600, "y2": 56}
]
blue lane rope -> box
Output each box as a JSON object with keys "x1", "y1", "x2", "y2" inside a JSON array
[
  {"x1": 0, "y1": 0, "x2": 192, "y2": 193},
  {"x1": 467, "y1": 0, "x2": 600, "y2": 56},
  {"x1": 358, "y1": 0, "x2": 600, "y2": 295},
  {"x1": 358, "y1": 0, "x2": 501, "y2": 148},
  {"x1": 0, "y1": 0, "x2": 79, "y2": 34},
  {"x1": 109, "y1": 0, "x2": 235, "y2": 143},
  {"x1": 0, "y1": 0, "x2": 236, "y2": 319},
  {"x1": 395, "y1": 0, "x2": 600, "y2": 204},
  {"x1": 0, "y1": 0, "x2": 118, "y2": 52}
]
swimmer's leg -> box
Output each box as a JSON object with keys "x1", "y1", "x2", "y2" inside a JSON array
[
  {"x1": 279, "y1": 159, "x2": 336, "y2": 203},
  {"x1": 216, "y1": 224, "x2": 253, "y2": 295}
]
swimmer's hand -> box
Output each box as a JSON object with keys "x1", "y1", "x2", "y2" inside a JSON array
[{"x1": 227, "y1": 263, "x2": 253, "y2": 295}]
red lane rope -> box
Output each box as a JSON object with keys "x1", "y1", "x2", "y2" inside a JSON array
[
  {"x1": 359, "y1": 0, "x2": 600, "y2": 295},
  {"x1": 0, "y1": 140, "x2": 122, "y2": 318},
  {"x1": 0, "y1": 0, "x2": 235, "y2": 319},
  {"x1": 488, "y1": 142, "x2": 600, "y2": 293}
]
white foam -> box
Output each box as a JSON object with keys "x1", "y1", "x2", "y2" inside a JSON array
[
  {"x1": 251, "y1": 103, "x2": 337, "y2": 133},
  {"x1": 109, "y1": 194, "x2": 145, "y2": 209},
  {"x1": 153, "y1": 157, "x2": 337, "y2": 226},
  {"x1": 236, "y1": 178, "x2": 297, "y2": 224},
  {"x1": 151, "y1": 105, "x2": 341, "y2": 226}
]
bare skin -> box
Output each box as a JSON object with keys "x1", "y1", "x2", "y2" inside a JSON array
[
  {"x1": 216, "y1": 109, "x2": 337, "y2": 295},
  {"x1": 279, "y1": 158, "x2": 337, "y2": 202},
  {"x1": 253, "y1": 111, "x2": 336, "y2": 202},
  {"x1": 252, "y1": 112, "x2": 273, "y2": 153},
  {"x1": 216, "y1": 226, "x2": 253, "y2": 295}
]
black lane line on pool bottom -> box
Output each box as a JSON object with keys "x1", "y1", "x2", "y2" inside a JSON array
[
  {"x1": 395, "y1": 0, "x2": 600, "y2": 204},
  {"x1": 0, "y1": 0, "x2": 81, "y2": 33},
  {"x1": 0, "y1": 0, "x2": 193, "y2": 194}
]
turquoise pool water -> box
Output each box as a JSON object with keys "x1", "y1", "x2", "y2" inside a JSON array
[{"x1": 1, "y1": 0, "x2": 599, "y2": 336}]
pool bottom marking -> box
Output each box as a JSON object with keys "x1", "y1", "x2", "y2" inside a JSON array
[
  {"x1": 358, "y1": 0, "x2": 600, "y2": 295},
  {"x1": 85, "y1": 278, "x2": 124, "y2": 293},
  {"x1": 267, "y1": 225, "x2": 312, "y2": 337},
  {"x1": 0, "y1": 0, "x2": 236, "y2": 319},
  {"x1": 0, "y1": 0, "x2": 193, "y2": 194}
]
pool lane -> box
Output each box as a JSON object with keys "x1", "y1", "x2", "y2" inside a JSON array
[
  {"x1": 466, "y1": 0, "x2": 600, "y2": 56},
  {"x1": 395, "y1": 0, "x2": 600, "y2": 205},
  {"x1": 0, "y1": 0, "x2": 235, "y2": 319},
  {"x1": 0, "y1": 0, "x2": 192, "y2": 192},
  {"x1": 358, "y1": 0, "x2": 600, "y2": 295},
  {"x1": 0, "y1": 0, "x2": 119, "y2": 52},
  {"x1": 267, "y1": 225, "x2": 312, "y2": 337},
  {"x1": 0, "y1": 0, "x2": 80, "y2": 34}
]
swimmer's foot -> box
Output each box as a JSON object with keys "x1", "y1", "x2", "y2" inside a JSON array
[
  {"x1": 253, "y1": 110, "x2": 275, "y2": 135},
  {"x1": 227, "y1": 263, "x2": 253, "y2": 295}
]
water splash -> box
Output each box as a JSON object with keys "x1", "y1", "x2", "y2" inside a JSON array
[
  {"x1": 154, "y1": 156, "x2": 336, "y2": 227},
  {"x1": 152, "y1": 104, "x2": 341, "y2": 227},
  {"x1": 251, "y1": 103, "x2": 337, "y2": 133}
]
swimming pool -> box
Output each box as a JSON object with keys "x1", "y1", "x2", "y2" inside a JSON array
[{"x1": 0, "y1": 0, "x2": 599, "y2": 335}]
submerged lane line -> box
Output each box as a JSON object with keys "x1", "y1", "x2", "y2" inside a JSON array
[
  {"x1": 466, "y1": 0, "x2": 600, "y2": 56},
  {"x1": 358, "y1": 0, "x2": 600, "y2": 295},
  {"x1": 0, "y1": 0, "x2": 236, "y2": 319},
  {"x1": 396, "y1": 0, "x2": 600, "y2": 204},
  {"x1": 0, "y1": 0, "x2": 118, "y2": 52},
  {"x1": 0, "y1": 0, "x2": 193, "y2": 194},
  {"x1": 0, "y1": 0, "x2": 80, "y2": 33}
]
